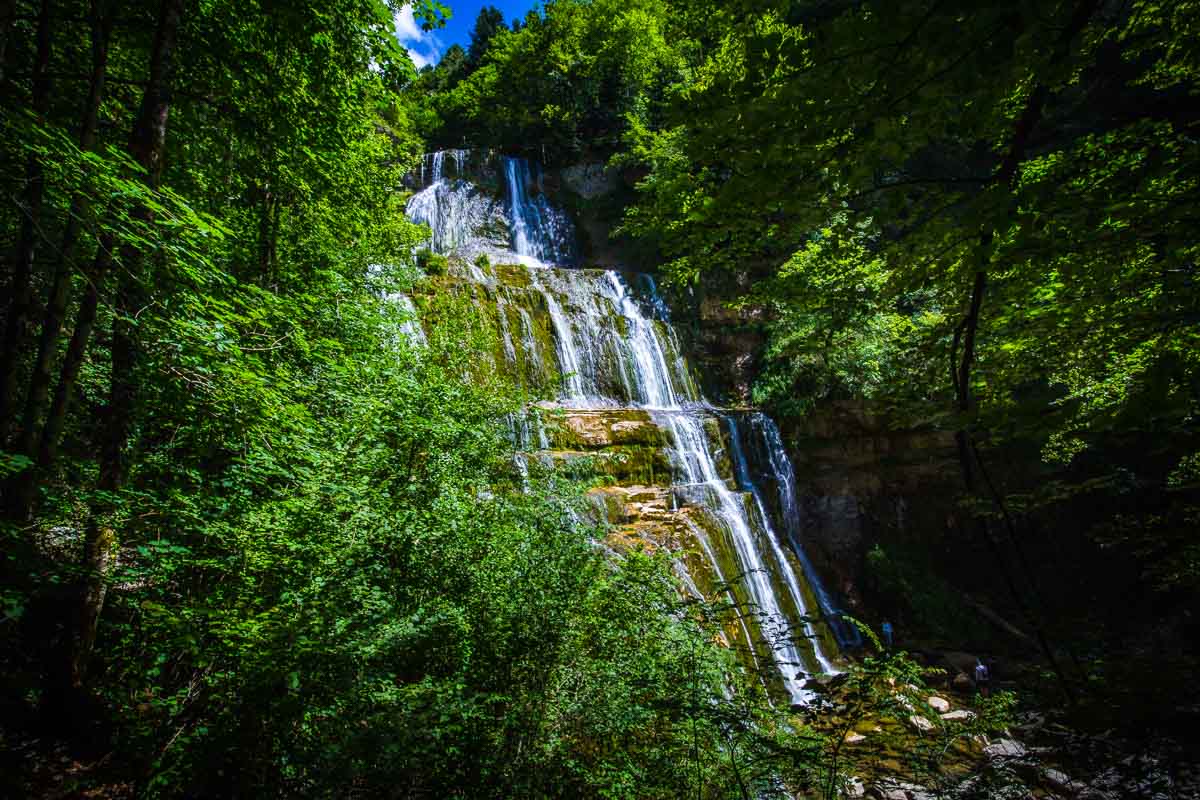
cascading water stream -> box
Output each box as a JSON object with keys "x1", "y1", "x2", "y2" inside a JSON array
[
  {"x1": 727, "y1": 416, "x2": 836, "y2": 675},
  {"x1": 754, "y1": 414, "x2": 863, "y2": 650},
  {"x1": 503, "y1": 156, "x2": 575, "y2": 265},
  {"x1": 662, "y1": 412, "x2": 818, "y2": 701},
  {"x1": 406, "y1": 150, "x2": 842, "y2": 702}
]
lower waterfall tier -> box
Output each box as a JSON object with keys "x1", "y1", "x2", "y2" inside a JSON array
[{"x1": 514, "y1": 403, "x2": 842, "y2": 699}]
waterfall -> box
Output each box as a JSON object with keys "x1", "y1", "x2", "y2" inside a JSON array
[
  {"x1": 406, "y1": 153, "x2": 575, "y2": 267},
  {"x1": 753, "y1": 414, "x2": 863, "y2": 649},
  {"x1": 405, "y1": 150, "x2": 841, "y2": 702},
  {"x1": 727, "y1": 416, "x2": 836, "y2": 674},
  {"x1": 504, "y1": 156, "x2": 537, "y2": 258},
  {"x1": 406, "y1": 178, "x2": 489, "y2": 254},
  {"x1": 661, "y1": 411, "x2": 818, "y2": 701},
  {"x1": 503, "y1": 156, "x2": 575, "y2": 265}
]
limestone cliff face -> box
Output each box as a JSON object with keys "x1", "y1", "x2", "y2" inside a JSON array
[
  {"x1": 683, "y1": 278, "x2": 768, "y2": 407},
  {"x1": 779, "y1": 402, "x2": 959, "y2": 611},
  {"x1": 542, "y1": 160, "x2": 639, "y2": 273}
]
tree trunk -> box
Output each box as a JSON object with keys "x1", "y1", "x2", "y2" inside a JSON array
[
  {"x1": 949, "y1": 0, "x2": 1102, "y2": 706},
  {"x1": 71, "y1": 0, "x2": 184, "y2": 691},
  {"x1": 8, "y1": 0, "x2": 114, "y2": 521},
  {"x1": 258, "y1": 186, "x2": 275, "y2": 283},
  {"x1": 39, "y1": 244, "x2": 111, "y2": 470},
  {"x1": 0, "y1": 0, "x2": 53, "y2": 444},
  {"x1": 69, "y1": 521, "x2": 115, "y2": 689}
]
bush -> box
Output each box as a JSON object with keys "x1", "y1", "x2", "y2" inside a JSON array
[{"x1": 416, "y1": 248, "x2": 449, "y2": 275}]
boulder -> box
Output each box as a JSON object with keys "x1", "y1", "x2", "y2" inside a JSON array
[
  {"x1": 805, "y1": 672, "x2": 849, "y2": 692},
  {"x1": 983, "y1": 738, "x2": 1027, "y2": 760},
  {"x1": 927, "y1": 696, "x2": 950, "y2": 713},
  {"x1": 1014, "y1": 711, "x2": 1047, "y2": 735},
  {"x1": 868, "y1": 779, "x2": 934, "y2": 800},
  {"x1": 1042, "y1": 767, "x2": 1085, "y2": 795},
  {"x1": 845, "y1": 776, "x2": 866, "y2": 797},
  {"x1": 940, "y1": 709, "x2": 977, "y2": 723},
  {"x1": 907, "y1": 714, "x2": 935, "y2": 734},
  {"x1": 1076, "y1": 789, "x2": 1117, "y2": 800},
  {"x1": 844, "y1": 732, "x2": 866, "y2": 744},
  {"x1": 943, "y1": 651, "x2": 981, "y2": 677}
]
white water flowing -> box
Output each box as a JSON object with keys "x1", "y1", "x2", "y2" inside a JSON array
[
  {"x1": 406, "y1": 150, "x2": 841, "y2": 702},
  {"x1": 503, "y1": 157, "x2": 575, "y2": 265},
  {"x1": 727, "y1": 416, "x2": 836, "y2": 675},
  {"x1": 753, "y1": 414, "x2": 862, "y2": 649},
  {"x1": 663, "y1": 412, "x2": 821, "y2": 700}
]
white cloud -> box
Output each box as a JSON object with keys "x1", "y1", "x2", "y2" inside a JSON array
[{"x1": 394, "y1": 7, "x2": 442, "y2": 69}]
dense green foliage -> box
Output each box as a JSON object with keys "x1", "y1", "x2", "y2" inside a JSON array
[
  {"x1": 409, "y1": 0, "x2": 685, "y2": 160},
  {"x1": 624, "y1": 0, "x2": 1200, "y2": 458}
]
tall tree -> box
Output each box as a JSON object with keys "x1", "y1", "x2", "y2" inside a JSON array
[
  {"x1": 8, "y1": 0, "x2": 116, "y2": 521},
  {"x1": 467, "y1": 4, "x2": 506, "y2": 66},
  {"x1": 71, "y1": 0, "x2": 184, "y2": 692},
  {"x1": 0, "y1": 0, "x2": 52, "y2": 441}
]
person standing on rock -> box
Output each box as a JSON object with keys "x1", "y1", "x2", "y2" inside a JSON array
[
  {"x1": 881, "y1": 620, "x2": 894, "y2": 649},
  {"x1": 974, "y1": 659, "x2": 991, "y2": 698}
]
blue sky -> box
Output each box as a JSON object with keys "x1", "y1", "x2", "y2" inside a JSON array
[{"x1": 394, "y1": 1, "x2": 539, "y2": 69}]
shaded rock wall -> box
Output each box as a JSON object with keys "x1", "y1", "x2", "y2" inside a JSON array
[{"x1": 779, "y1": 402, "x2": 960, "y2": 613}]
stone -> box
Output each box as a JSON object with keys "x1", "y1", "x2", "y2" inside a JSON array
[
  {"x1": 1015, "y1": 711, "x2": 1047, "y2": 735},
  {"x1": 844, "y1": 732, "x2": 866, "y2": 744},
  {"x1": 951, "y1": 672, "x2": 972, "y2": 690},
  {"x1": 845, "y1": 776, "x2": 866, "y2": 798},
  {"x1": 907, "y1": 714, "x2": 935, "y2": 734},
  {"x1": 868, "y1": 779, "x2": 934, "y2": 800},
  {"x1": 1042, "y1": 768, "x2": 1085, "y2": 795},
  {"x1": 983, "y1": 738, "x2": 1027, "y2": 760},
  {"x1": 927, "y1": 696, "x2": 950, "y2": 713},
  {"x1": 556, "y1": 409, "x2": 659, "y2": 448},
  {"x1": 804, "y1": 672, "x2": 849, "y2": 692},
  {"x1": 1076, "y1": 788, "x2": 1118, "y2": 800},
  {"x1": 940, "y1": 709, "x2": 977, "y2": 723}
]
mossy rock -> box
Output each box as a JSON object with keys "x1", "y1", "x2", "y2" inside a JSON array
[{"x1": 539, "y1": 409, "x2": 665, "y2": 450}]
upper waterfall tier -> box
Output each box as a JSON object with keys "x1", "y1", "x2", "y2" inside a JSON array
[
  {"x1": 402, "y1": 150, "x2": 849, "y2": 703},
  {"x1": 407, "y1": 151, "x2": 576, "y2": 266}
]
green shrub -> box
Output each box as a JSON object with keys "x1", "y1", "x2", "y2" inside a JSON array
[{"x1": 416, "y1": 248, "x2": 449, "y2": 275}]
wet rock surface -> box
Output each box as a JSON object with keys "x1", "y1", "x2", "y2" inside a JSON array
[{"x1": 927, "y1": 696, "x2": 950, "y2": 713}]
